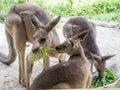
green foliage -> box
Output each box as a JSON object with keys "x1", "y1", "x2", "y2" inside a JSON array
[
  {"x1": 0, "y1": 0, "x2": 120, "y2": 23},
  {"x1": 0, "y1": 0, "x2": 26, "y2": 14},
  {"x1": 91, "y1": 12, "x2": 120, "y2": 21},
  {"x1": 0, "y1": 0, "x2": 27, "y2": 22},
  {"x1": 0, "y1": 14, "x2": 6, "y2": 23},
  {"x1": 91, "y1": 68, "x2": 118, "y2": 88},
  {"x1": 32, "y1": 47, "x2": 55, "y2": 69},
  {"x1": 42, "y1": 0, "x2": 120, "y2": 22}
]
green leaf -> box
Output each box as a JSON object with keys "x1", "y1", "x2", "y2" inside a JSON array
[
  {"x1": 31, "y1": 47, "x2": 55, "y2": 69},
  {"x1": 91, "y1": 68, "x2": 118, "y2": 88}
]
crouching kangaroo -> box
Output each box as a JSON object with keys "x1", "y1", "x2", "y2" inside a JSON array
[
  {"x1": 0, "y1": 2, "x2": 64, "y2": 87},
  {"x1": 30, "y1": 30, "x2": 92, "y2": 90},
  {"x1": 63, "y1": 17, "x2": 115, "y2": 78}
]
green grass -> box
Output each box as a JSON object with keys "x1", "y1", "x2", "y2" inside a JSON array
[
  {"x1": 91, "y1": 12, "x2": 120, "y2": 22},
  {"x1": 43, "y1": 0, "x2": 120, "y2": 22},
  {"x1": 91, "y1": 68, "x2": 118, "y2": 88},
  {"x1": 0, "y1": 15, "x2": 6, "y2": 23},
  {"x1": 0, "y1": 0, "x2": 26, "y2": 22},
  {"x1": 0, "y1": 0, "x2": 120, "y2": 23},
  {"x1": 32, "y1": 47, "x2": 55, "y2": 69}
]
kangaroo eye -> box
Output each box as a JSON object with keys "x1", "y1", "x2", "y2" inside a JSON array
[{"x1": 68, "y1": 40, "x2": 74, "y2": 46}]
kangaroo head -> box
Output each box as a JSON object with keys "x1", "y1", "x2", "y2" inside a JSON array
[
  {"x1": 56, "y1": 30, "x2": 89, "y2": 55},
  {"x1": 90, "y1": 53, "x2": 115, "y2": 78},
  {"x1": 31, "y1": 16, "x2": 61, "y2": 53},
  {"x1": 63, "y1": 24, "x2": 83, "y2": 39}
]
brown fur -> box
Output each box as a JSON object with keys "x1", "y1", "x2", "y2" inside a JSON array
[
  {"x1": 30, "y1": 30, "x2": 92, "y2": 90},
  {"x1": 63, "y1": 17, "x2": 115, "y2": 78},
  {"x1": 0, "y1": 2, "x2": 64, "y2": 88}
]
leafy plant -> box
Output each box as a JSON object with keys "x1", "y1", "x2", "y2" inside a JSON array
[
  {"x1": 0, "y1": 14, "x2": 6, "y2": 23},
  {"x1": 32, "y1": 47, "x2": 55, "y2": 69},
  {"x1": 0, "y1": 0, "x2": 120, "y2": 23},
  {"x1": 0, "y1": 0, "x2": 27, "y2": 23},
  {"x1": 91, "y1": 68, "x2": 118, "y2": 88}
]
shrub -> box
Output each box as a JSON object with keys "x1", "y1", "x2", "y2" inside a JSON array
[{"x1": 0, "y1": 0, "x2": 120, "y2": 22}]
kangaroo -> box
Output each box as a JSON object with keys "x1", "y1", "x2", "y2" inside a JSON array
[
  {"x1": 21, "y1": 12, "x2": 65, "y2": 90},
  {"x1": 0, "y1": 2, "x2": 64, "y2": 87},
  {"x1": 63, "y1": 17, "x2": 115, "y2": 79},
  {"x1": 30, "y1": 30, "x2": 92, "y2": 90}
]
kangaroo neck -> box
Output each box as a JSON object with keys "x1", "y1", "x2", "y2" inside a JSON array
[
  {"x1": 70, "y1": 42, "x2": 87, "y2": 62},
  {"x1": 78, "y1": 41, "x2": 87, "y2": 61}
]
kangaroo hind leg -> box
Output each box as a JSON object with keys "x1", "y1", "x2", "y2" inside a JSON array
[{"x1": 13, "y1": 19, "x2": 27, "y2": 86}]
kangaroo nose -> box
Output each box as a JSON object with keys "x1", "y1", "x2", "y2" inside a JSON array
[
  {"x1": 56, "y1": 46, "x2": 61, "y2": 51},
  {"x1": 32, "y1": 42, "x2": 40, "y2": 53},
  {"x1": 32, "y1": 47, "x2": 39, "y2": 53}
]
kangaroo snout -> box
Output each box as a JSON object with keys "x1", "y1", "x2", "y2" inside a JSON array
[
  {"x1": 32, "y1": 41, "x2": 40, "y2": 53},
  {"x1": 32, "y1": 47, "x2": 39, "y2": 53},
  {"x1": 32, "y1": 46, "x2": 40, "y2": 53},
  {"x1": 56, "y1": 45, "x2": 66, "y2": 53},
  {"x1": 56, "y1": 46, "x2": 62, "y2": 51}
]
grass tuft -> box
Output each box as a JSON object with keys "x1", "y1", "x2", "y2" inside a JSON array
[
  {"x1": 0, "y1": 0, "x2": 120, "y2": 23},
  {"x1": 91, "y1": 68, "x2": 118, "y2": 88},
  {"x1": 31, "y1": 47, "x2": 55, "y2": 69}
]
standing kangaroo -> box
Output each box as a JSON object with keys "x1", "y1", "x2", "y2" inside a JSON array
[
  {"x1": 63, "y1": 17, "x2": 115, "y2": 78},
  {"x1": 22, "y1": 12, "x2": 64, "y2": 90},
  {"x1": 30, "y1": 30, "x2": 92, "y2": 90},
  {"x1": 0, "y1": 2, "x2": 64, "y2": 87}
]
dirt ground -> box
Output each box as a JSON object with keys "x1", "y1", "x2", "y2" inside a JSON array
[{"x1": 0, "y1": 21, "x2": 120, "y2": 90}]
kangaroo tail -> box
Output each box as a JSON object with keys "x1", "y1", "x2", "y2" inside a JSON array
[{"x1": 0, "y1": 30, "x2": 16, "y2": 65}]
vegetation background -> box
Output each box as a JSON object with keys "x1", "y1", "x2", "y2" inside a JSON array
[{"x1": 0, "y1": 0, "x2": 120, "y2": 23}]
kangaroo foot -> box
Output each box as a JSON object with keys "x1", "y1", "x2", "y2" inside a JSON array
[{"x1": 19, "y1": 79, "x2": 27, "y2": 87}]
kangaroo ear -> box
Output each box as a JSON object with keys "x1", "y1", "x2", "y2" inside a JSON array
[
  {"x1": 90, "y1": 53, "x2": 101, "y2": 62},
  {"x1": 72, "y1": 30, "x2": 89, "y2": 41},
  {"x1": 31, "y1": 14, "x2": 45, "y2": 29},
  {"x1": 44, "y1": 16, "x2": 61, "y2": 32},
  {"x1": 102, "y1": 55, "x2": 115, "y2": 61}
]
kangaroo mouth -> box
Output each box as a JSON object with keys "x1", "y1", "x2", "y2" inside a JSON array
[
  {"x1": 32, "y1": 47, "x2": 40, "y2": 54},
  {"x1": 55, "y1": 47, "x2": 64, "y2": 53}
]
